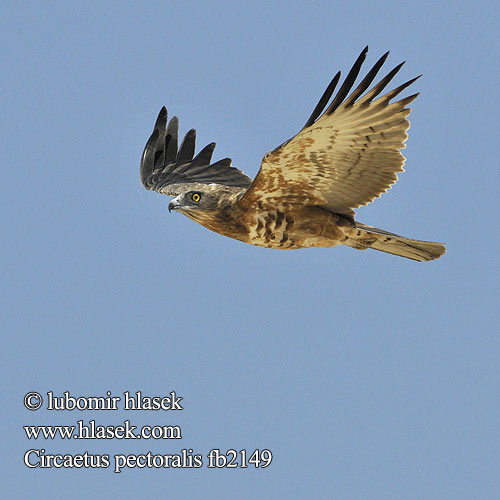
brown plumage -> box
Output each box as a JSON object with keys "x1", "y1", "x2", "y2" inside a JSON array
[{"x1": 141, "y1": 47, "x2": 445, "y2": 262}]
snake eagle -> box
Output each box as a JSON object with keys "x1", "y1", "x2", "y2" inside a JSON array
[{"x1": 141, "y1": 47, "x2": 445, "y2": 261}]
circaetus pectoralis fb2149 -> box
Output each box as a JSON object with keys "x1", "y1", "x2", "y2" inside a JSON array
[{"x1": 141, "y1": 47, "x2": 445, "y2": 261}]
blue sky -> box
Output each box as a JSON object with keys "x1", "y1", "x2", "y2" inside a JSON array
[{"x1": 3, "y1": 1, "x2": 499, "y2": 499}]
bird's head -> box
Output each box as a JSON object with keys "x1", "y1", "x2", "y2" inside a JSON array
[
  {"x1": 168, "y1": 188, "x2": 219, "y2": 213},
  {"x1": 167, "y1": 183, "x2": 245, "y2": 216}
]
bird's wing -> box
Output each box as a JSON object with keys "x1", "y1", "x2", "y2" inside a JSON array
[
  {"x1": 141, "y1": 107, "x2": 252, "y2": 196},
  {"x1": 239, "y1": 47, "x2": 420, "y2": 215}
]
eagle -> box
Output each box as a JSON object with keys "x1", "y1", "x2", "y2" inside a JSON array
[{"x1": 141, "y1": 47, "x2": 445, "y2": 262}]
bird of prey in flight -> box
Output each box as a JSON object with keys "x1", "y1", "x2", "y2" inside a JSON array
[{"x1": 141, "y1": 47, "x2": 445, "y2": 261}]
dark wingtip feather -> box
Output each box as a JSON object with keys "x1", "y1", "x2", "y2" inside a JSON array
[
  {"x1": 361, "y1": 60, "x2": 406, "y2": 103},
  {"x1": 154, "y1": 107, "x2": 167, "y2": 129},
  {"x1": 153, "y1": 107, "x2": 167, "y2": 167},
  {"x1": 191, "y1": 142, "x2": 216, "y2": 166},
  {"x1": 379, "y1": 75, "x2": 422, "y2": 104},
  {"x1": 210, "y1": 158, "x2": 232, "y2": 169},
  {"x1": 325, "y1": 47, "x2": 369, "y2": 114},
  {"x1": 343, "y1": 50, "x2": 390, "y2": 106},
  {"x1": 303, "y1": 71, "x2": 341, "y2": 129},
  {"x1": 176, "y1": 128, "x2": 197, "y2": 165},
  {"x1": 397, "y1": 92, "x2": 420, "y2": 107},
  {"x1": 165, "y1": 116, "x2": 179, "y2": 164},
  {"x1": 140, "y1": 128, "x2": 159, "y2": 187}
]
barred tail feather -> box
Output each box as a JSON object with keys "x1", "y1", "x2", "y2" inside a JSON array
[{"x1": 349, "y1": 222, "x2": 446, "y2": 262}]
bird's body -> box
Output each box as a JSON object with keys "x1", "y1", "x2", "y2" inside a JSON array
[
  {"x1": 175, "y1": 188, "x2": 444, "y2": 261},
  {"x1": 179, "y1": 190, "x2": 350, "y2": 250},
  {"x1": 141, "y1": 47, "x2": 446, "y2": 261}
]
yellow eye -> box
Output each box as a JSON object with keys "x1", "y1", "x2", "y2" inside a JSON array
[{"x1": 191, "y1": 193, "x2": 201, "y2": 202}]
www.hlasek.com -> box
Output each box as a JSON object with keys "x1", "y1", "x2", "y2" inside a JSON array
[
  {"x1": 24, "y1": 420, "x2": 182, "y2": 440},
  {"x1": 23, "y1": 390, "x2": 272, "y2": 472}
]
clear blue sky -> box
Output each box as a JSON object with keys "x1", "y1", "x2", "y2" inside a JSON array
[{"x1": 3, "y1": 1, "x2": 499, "y2": 499}]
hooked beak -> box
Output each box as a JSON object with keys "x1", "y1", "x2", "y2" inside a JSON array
[{"x1": 168, "y1": 197, "x2": 181, "y2": 213}]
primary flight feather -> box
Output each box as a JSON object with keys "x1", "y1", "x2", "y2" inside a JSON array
[{"x1": 141, "y1": 47, "x2": 445, "y2": 261}]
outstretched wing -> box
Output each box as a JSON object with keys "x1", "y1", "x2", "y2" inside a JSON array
[
  {"x1": 239, "y1": 47, "x2": 420, "y2": 215},
  {"x1": 141, "y1": 107, "x2": 252, "y2": 196}
]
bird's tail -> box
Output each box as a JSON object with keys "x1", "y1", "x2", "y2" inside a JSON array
[{"x1": 346, "y1": 222, "x2": 446, "y2": 262}]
